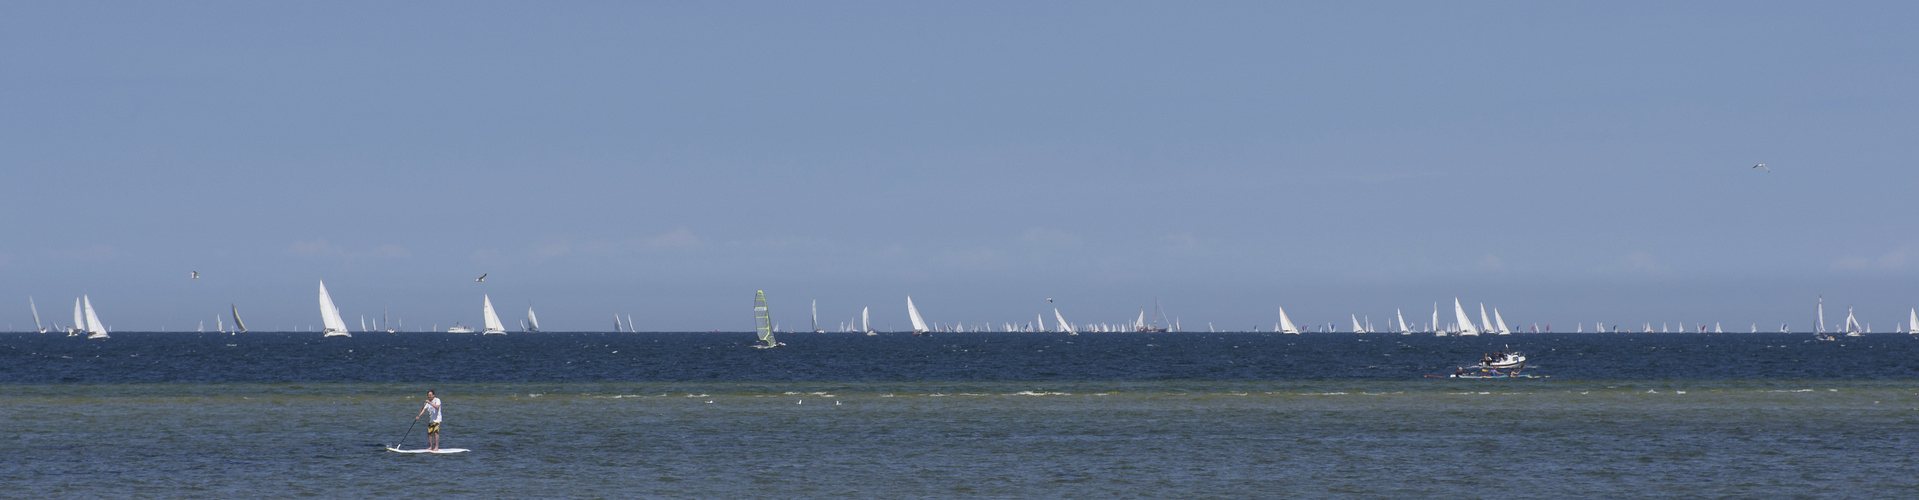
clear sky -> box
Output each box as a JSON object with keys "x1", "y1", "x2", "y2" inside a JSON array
[{"x1": 4, "y1": 2, "x2": 1916, "y2": 332}]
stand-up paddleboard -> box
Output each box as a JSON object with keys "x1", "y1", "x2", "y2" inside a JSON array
[{"x1": 386, "y1": 446, "x2": 469, "y2": 454}]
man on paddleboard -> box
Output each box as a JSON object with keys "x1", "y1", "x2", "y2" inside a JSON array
[{"x1": 414, "y1": 390, "x2": 443, "y2": 451}]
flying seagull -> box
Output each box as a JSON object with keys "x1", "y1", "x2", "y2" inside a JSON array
[
  {"x1": 475, "y1": 273, "x2": 487, "y2": 282},
  {"x1": 190, "y1": 271, "x2": 199, "y2": 279},
  {"x1": 1046, "y1": 298, "x2": 1054, "y2": 303},
  {"x1": 1752, "y1": 163, "x2": 1769, "y2": 172}
]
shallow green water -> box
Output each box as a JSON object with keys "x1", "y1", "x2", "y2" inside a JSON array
[{"x1": 6, "y1": 380, "x2": 1918, "y2": 497}]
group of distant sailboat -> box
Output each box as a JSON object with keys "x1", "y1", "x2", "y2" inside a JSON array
[
  {"x1": 313, "y1": 280, "x2": 531, "y2": 338},
  {"x1": 33, "y1": 295, "x2": 111, "y2": 339}
]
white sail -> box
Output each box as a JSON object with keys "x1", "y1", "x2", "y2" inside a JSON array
[
  {"x1": 1432, "y1": 303, "x2": 1443, "y2": 336},
  {"x1": 480, "y1": 295, "x2": 506, "y2": 334},
  {"x1": 1843, "y1": 307, "x2": 1862, "y2": 337},
  {"x1": 862, "y1": 307, "x2": 872, "y2": 334},
  {"x1": 907, "y1": 296, "x2": 929, "y2": 333},
  {"x1": 614, "y1": 314, "x2": 623, "y2": 332},
  {"x1": 82, "y1": 295, "x2": 108, "y2": 339},
  {"x1": 812, "y1": 300, "x2": 822, "y2": 333},
  {"x1": 1478, "y1": 303, "x2": 1494, "y2": 334},
  {"x1": 232, "y1": 304, "x2": 248, "y2": 333},
  {"x1": 526, "y1": 307, "x2": 541, "y2": 332},
  {"x1": 1054, "y1": 308, "x2": 1077, "y2": 335},
  {"x1": 1277, "y1": 306, "x2": 1300, "y2": 334},
  {"x1": 73, "y1": 298, "x2": 84, "y2": 335},
  {"x1": 1909, "y1": 308, "x2": 1917, "y2": 335},
  {"x1": 1351, "y1": 314, "x2": 1365, "y2": 334},
  {"x1": 29, "y1": 297, "x2": 44, "y2": 333},
  {"x1": 1396, "y1": 308, "x2": 1408, "y2": 334},
  {"x1": 1817, "y1": 297, "x2": 1826, "y2": 333},
  {"x1": 1493, "y1": 308, "x2": 1511, "y2": 335},
  {"x1": 318, "y1": 280, "x2": 351, "y2": 337},
  {"x1": 1454, "y1": 298, "x2": 1480, "y2": 336}
]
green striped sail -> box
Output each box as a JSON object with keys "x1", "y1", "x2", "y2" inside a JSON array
[{"x1": 754, "y1": 290, "x2": 777, "y2": 347}]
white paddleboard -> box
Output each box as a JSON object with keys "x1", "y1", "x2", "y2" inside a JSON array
[{"x1": 386, "y1": 447, "x2": 469, "y2": 454}]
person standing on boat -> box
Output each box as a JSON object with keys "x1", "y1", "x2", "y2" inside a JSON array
[{"x1": 414, "y1": 390, "x2": 443, "y2": 451}]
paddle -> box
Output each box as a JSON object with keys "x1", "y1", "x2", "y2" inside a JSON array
[{"x1": 391, "y1": 416, "x2": 419, "y2": 450}]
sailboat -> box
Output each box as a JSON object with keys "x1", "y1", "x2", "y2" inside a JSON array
[
  {"x1": 318, "y1": 280, "x2": 351, "y2": 337},
  {"x1": 614, "y1": 314, "x2": 624, "y2": 333},
  {"x1": 1908, "y1": 308, "x2": 1917, "y2": 335},
  {"x1": 1134, "y1": 299, "x2": 1169, "y2": 332},
  {"x1": 1816, "y1": 296, "x2": 1827, "y2": 334},
  {"x1": 1454, "y1": 299, "x2": 1480, "y2": 336},
  {"x1": 70, "y1": 298, "x2": 84, "y2": 336},
  {"x1": 1493, "y1": 308, "x2": 1512, "y2": 335},
  {"x1": 525, "y1": 306, "x2": 541, "y2": 332},
  {"x1": 1053, "y1": 308, "x2": 1077, "y2": 335},
  {"x1": 863, "y1": 307, "x2": 874, "y2": 335},
  {"x1": 1432, "y1": 303, "x2": 1445, "y2": 337},
  {"x1": 1277, "y1": 306, "x2": 1301, "y2": 334},
  {"x1": 1843, "y1": 307, "x2": 1863, "y2": 337},
  {"x1": 811, "y1": 300, "x2": 823, "y2": 333},
  {"x1": 906, "y1": 296, "x2": 930, "y2": 335},
  {"x1": 1351, "y1": 314, "x2": 1366, "y2": 334},
  {"x1": 215, "y1": 315, "x2": 224, "y2": 334},
  {"x1": 753, "y1": 290, "x2": 780, "y2": 348},
  {"x1": 480, "y1": 295, "x2": 507, "y2": 335},
  {"x1": 1478, "y1": 303, "x2": 1495, "y2": 335},
  {"x1": 82, "y1": 295, "x2": 108, "y2": 339},
  {"x1": 29, "y1": 297, "x2": 46, "y2": 333},
  {"x1": 232, "y1": 304, "x2": 249, "y2": 333},
  {"x1": 1397, "y1": 309, "x2": 1409, "y2": 335}
]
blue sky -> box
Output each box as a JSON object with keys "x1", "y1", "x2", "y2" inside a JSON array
[{"x1": 3, "y1": 2, "x2": 1916, "y2": 332}]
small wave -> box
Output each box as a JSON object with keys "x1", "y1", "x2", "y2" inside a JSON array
[
  {"x1": 1012, "y1": 391, "x2": 1071, "y2": 396},
  {"x1": 1764, "y1": 389, "x2": 1815, "y2": 393},
  {"x1": 684, "y1": 393, "x2": 709, "y2": 397}
]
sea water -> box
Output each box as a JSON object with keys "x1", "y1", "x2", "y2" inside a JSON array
[{"x1": 4, "y1": 332, "x2": 1917, "y2": 497}]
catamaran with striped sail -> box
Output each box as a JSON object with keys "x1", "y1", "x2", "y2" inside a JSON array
[
  {"x1": 318, "y1": 280, "x2": 351, "y2": 337},
  {"x1": 753, "y1": 290, "x2": 781, "y2": 348}
]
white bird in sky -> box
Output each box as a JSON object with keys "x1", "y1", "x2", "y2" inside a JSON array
[
  {"x1": 1752, "y1": 163, "x2": 1769, "y2": 172},
  {"x1": 190, "y1": 271, "x2": 199, "y2": 279},
  {"x1": 475, "y1": 273, "x2": 487, "y2": 282},
  {"x1": 1046, "y1": 298, "x2": 1054, "y2": 303}
]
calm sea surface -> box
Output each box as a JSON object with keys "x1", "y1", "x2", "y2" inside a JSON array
[{"x1": 4, "y1": 332, "x2": 1918, "y2": 497}]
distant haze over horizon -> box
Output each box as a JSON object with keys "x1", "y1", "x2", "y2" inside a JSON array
[{"x1": 3, "y1": 3, "x2": 1916, "y2": 332}]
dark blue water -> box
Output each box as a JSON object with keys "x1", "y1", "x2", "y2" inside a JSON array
[{"x1": 6, "y1": 332, "x2": 1916, "y2": 383}]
